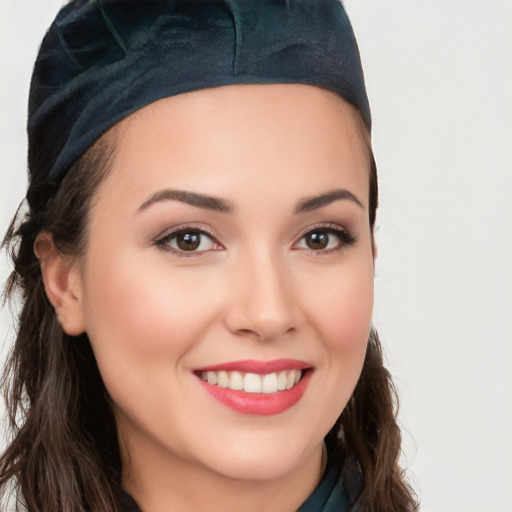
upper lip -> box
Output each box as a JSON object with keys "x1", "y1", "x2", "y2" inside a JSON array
[{"x1": 194, "y1": 359, "x2": 312, "y2": 374}]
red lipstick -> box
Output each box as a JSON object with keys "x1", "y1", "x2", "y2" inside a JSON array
[
  {"x1": 195, "y1": 358, "x2": 311, "y2": 374},
  {"x1": 194, "y1": 359, "x2": 313, "y2": 416}
]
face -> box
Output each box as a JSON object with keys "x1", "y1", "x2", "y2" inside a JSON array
[{"x1": 73, "y1": 84, "x2": 374, "y2": 486}]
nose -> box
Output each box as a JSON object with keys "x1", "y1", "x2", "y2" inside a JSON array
[{"x1": 224, "y1": 250, "x2": 299, "y2": 342}]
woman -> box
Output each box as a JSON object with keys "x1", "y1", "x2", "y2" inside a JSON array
[{"x1": 0, "y1": 1, "x2": 417, "y2": 511}]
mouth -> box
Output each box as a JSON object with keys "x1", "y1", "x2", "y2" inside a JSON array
[
  {"x1": 193, "y1": 359, "x2": 313, "y2": 415},
  {"x1": 196, "y1": 368, "x2": 304, "y2": 394}
]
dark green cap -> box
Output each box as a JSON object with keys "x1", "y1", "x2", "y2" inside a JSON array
[{"x1": 27, "y1": 0, "x2": 370, "y2": 212}]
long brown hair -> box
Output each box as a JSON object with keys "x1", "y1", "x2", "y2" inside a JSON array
[{"x1": 1, "y1": 118, "x2": 417, "y2": 511}]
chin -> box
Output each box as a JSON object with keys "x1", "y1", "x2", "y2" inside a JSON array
[{"x1": 197, "y1": 434, "x2": 321, "y2": 482}]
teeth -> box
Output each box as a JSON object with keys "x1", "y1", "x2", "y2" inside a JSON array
[
  {"x1": 217, "y1": 371, "x2": 229, "y2": 388},
  {"x1": 200, "y1": 369, "x2": 303, "y2": 394},
  {"x1": 244, "y1": 373, "x2": 262, "y2": 393},
  {"x1": 286, "y1": 371, "x2": 295, "y2": 390},
  {"x1": 206, "y1": 371, "x2": 218, "y2": 385},
  {"x1": 262, "y1": 373, "x2": 278, "y2": 393},
  {"x1": 277, "y1": 371, "x2": 287, "y2": 390},
  {"x1": 229, "y1": 371, "x2": 244, "y2": 390}
]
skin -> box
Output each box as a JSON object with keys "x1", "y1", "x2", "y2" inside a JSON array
[{"x1": 37, "y1": 84, "x2": 375, "y2": 512}]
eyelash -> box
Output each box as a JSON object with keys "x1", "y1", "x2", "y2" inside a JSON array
[
  {"x1": 154, "y1": 225, "x2": 223, "y2": 257},
  {"x1": 293, "y1": 224, "x2": 357, "y2": 255},
  {"x1": 153, "y1": 223, "x2": 357, "y2": 257}
]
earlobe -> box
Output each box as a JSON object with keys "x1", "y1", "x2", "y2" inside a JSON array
[{"x1": 34, "y1": 232, "x2": 86, "y2": 336}]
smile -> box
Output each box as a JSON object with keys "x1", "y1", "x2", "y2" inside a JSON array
[
  {"x1": 199, "y1": 369, "x2": 302, "y2": 394},
  {"x1": 194, "y1": 360, "x2": 313, "y2": 415}
]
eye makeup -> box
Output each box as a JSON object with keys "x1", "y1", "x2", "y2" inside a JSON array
[
  {"x1": 153, "y1": 221, "x2": 357, "y2": 258},
  {"x1": 293, "y1": 223, "x2": 358, "y2": 255},
  {"x1": 153, "y1": 224, "x2": 224, "y2": 257}
]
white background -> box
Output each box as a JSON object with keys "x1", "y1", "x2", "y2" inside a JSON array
[{"x1": 1, "y1": 1, "x2": 511, "y2": 511}]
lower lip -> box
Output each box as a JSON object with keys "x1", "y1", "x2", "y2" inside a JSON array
[{"x1": 197, "y1": 371, "x2": 312, "y2": 416}]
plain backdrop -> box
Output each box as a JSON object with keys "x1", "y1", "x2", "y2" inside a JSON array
[{"x1": 1, "y1": 1, "x2": 511, "y2": 511}]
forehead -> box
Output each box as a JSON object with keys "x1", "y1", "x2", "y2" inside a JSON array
[{"x1": 98, "y1": 84, "x2": 370, "y2": 210}]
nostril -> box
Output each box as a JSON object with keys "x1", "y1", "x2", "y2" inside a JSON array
[{"x1": 236, "y1": 328, "x2": 263, "y2": 339}]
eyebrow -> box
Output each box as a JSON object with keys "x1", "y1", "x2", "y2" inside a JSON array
[
  {"x1": 293, "y1": 188, "x2": 364, "y2": 213},
  {"x1": 137, "y1": 187, "x2": 362, "y2": 215},
  {"x1": 137, "y1": 189, "x2": 233, "y2": 214}
]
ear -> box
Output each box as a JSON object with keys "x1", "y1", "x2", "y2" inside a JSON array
[{"x1": 34, "y1": 232, "x2": 86, "y2": 336}]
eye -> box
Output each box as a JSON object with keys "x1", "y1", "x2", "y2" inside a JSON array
[
  {"x1": 294, "y1": 225, "x2": 356, "y2": 252},
  {"x1": 155, "y1": 227, "x2": 222, "y2": 254}
]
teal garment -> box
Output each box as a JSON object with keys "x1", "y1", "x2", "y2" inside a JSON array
[
  {"x1": 298, "y1": 460, "x2": 353, "y2": 512},
  {"x1": 121, "y1": 460, "x2": 356, "y2": 511}
]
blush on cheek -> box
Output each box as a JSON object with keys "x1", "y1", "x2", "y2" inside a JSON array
[
  {"x1": 326, "y1": 321, "x2": 370, "y2": 380},
  {"x1": 84, "y1": 253, "x2": 223, "y2": 364},
  {"x1": 317, "y1": 284, "x2": 373, "y2": 391},
  {"x1": 321, "y1": 281, "x2": 373, "y2": 342}
]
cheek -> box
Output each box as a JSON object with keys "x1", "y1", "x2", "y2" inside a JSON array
[
  {"x1": 304, "y1": 255, "x2": 374, "y2": 386},
  {"x1": 309, "y1": 256, "x2": 374, "y2": 346},
  {"x1": 80, "y1": 249, "x2": 220, "y2": 387},
  {"x1": 290, "y1": 254, "x2": 373, "y2": 437},
  {"x1": 323, "y1": 283, "x2": 372, "y2": 380}
]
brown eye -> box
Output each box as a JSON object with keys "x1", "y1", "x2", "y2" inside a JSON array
[
  {"x1": 305, "y1": 231, "x2": 330, "y2": 250},
  {"x1": 157, "y1": 228, "x2": 220, "y2": 254},
  {"x1": 295, "y1": 226, "x2": 356, "y2": 253},
  {"x1": 176, "y1": 232, "x2": 201, "y2": 251}
]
